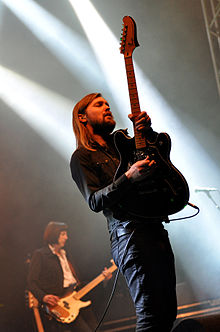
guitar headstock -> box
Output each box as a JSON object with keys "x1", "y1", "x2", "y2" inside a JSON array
[
  {"x1": 120, "y1": 16, "x2": 139, "y2": 57},
  {"x1": 109, "y1": 259, "x2": 117, "y2": 273},
  {"x1": 28, "y1": 291, "x2": 39, "y2": 308}
]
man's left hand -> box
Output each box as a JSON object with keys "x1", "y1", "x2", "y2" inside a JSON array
[{"x1": 128, "y1": 111, "x2": 151, "y2": 132}]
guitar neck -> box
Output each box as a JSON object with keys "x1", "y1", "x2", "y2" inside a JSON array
[
  {"x1": 33, "y1": 307, "x2": 45, "y2": 332},
  {"x1": 125, "y1": 56, "x2": 146, "y2": 150},
  {"x1": 75, "y1": 265, "x2": 117, "y2": 300}
]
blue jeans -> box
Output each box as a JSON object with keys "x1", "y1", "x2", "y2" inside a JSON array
[{"x1": 111, "y1": 225, "x2": 177, "y2": 331}]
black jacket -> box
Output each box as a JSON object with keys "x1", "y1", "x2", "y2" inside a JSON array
[
  {"x1": 70, "y1": 128, "x2": 161, "y2": 234},
  {"x1": 27, "y1": 246, "x2": 67, "y2": 302},
  {"x1": 70, "y1": 132, "x2": 136, "y2": 233}
]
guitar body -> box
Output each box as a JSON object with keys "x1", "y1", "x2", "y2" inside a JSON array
[
  {"x1": 48, "y1": 293, "x2": 91, "y2": 324},
  {"x1": 46, "y1": 259, "x2": 117, "y2": 324},
  {"x1": 114, "y1": 130, "x2": 189, "y2": 219}
]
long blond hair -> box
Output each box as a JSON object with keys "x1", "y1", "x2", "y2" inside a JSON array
[{"x1": 72, "y1": 93, "x2": 101, "y2": 151}]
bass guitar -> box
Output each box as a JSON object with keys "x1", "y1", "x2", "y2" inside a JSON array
[
  {"x1": 114, "y1": 16, "x2": 189, "y2": 220},
  {"x1": 30, "y1": 259, "x2": 117, "y2": 324}
]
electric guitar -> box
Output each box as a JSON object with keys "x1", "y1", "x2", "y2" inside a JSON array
[
  {"x1": 29, "y1": 259, "x2": 117, "y2": 324},
  {"x1": 113, "y1": 16, "x2": 189, "y2": 219},
  {"x1": 28, "y1": 291, "x2": 45, "y2": 332}
]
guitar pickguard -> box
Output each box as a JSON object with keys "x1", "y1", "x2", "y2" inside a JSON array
[{"x1": 49, "y1": 296, "x2": 91, "y2": 324}]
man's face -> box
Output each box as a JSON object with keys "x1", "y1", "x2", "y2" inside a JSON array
[
  {"x1": 57, "y1": 231, "x2": 68, "y2": 248},
  {"x1": 85, "y1": 96, "x2": 116, "y2": 135}
]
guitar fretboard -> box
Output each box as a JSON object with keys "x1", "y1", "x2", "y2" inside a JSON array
[{"x1": 125, "y1": 56, "x2": 146, "y2": 150}]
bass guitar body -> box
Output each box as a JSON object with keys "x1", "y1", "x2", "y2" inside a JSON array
[
  {"x1": 47, "y1": 260, "x2": 117, "y2": 324},
  {"x1": 48, "y1": 293, "x2": 91, "y2": 324},
  {"x1": 114, "y1": 130, "x2": 189, "y2": 219}
]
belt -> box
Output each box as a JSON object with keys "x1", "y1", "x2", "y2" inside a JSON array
[{"x1": 110, "y1": 221, "x2": 164, "y2": 241}]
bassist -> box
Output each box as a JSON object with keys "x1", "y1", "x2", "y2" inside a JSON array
[{"x1": 27, "y1": 221, "x2": 111, "y2": 332}]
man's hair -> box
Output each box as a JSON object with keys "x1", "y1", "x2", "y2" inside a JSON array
[
  {"x1": 72, "y1": 92, "x2": 101, "y2": 150},
  {"x1": 43, "y1": 221, "x2": 68, "y2": 245}
]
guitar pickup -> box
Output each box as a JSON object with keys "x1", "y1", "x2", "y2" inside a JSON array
[{"x1": 62, "y1": 301, "x2": 70, "y2": 310}]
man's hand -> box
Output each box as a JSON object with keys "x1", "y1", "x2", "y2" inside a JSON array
[
  {"x1": 43, "y1": 294, "x2": 59, "y2": 306},
  {"x1": 125, "y1": 156, "x2": 156, "y2": 183},
  {"x1": 128, "y1": 111, "x2": 152, "y2": 132}
]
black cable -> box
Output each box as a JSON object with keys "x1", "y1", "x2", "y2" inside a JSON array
[
  {"x1": 94, "y1": 201, "x2": 200, "y2": 330},
  {"x1": 169, "y1": 202, "x2": 200, "y2": 222},
  {"x1": 94, "y1": 230, "x2": 135, "y2": 332},
  {"x1": 94, "y1": 267, "x2": 120, "y2": 332}
]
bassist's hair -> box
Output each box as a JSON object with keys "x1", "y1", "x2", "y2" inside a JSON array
[
  {"x1": 72, "y1": 92, "x2": 101, "y2": 151},
  {"x1": 43, "y1": 221, "x2": 68, "y2": 245}
]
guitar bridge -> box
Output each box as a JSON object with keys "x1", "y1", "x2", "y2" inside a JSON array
[{"x1": 51, "y1": 309, "x2": 61, "y2": 318}]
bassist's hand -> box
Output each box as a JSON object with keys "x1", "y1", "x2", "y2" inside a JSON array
[
  {"x1": 125, "y1": 156, "x2": 156, "y2": 183},
  {"x1": 43, "y1": 294, "x2": 59, "y2": 306},
  {"x1": 128, "y1": 111, "x2": 152, "y2": 132}
]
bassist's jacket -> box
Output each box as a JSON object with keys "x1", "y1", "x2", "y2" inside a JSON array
[{"x1": 27, "y1": 246, "x2": 78, "y2": 303}]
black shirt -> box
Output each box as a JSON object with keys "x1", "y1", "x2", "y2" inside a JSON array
[{"x1": 70, "y1": 130, "x2": 164, "y2": 234}]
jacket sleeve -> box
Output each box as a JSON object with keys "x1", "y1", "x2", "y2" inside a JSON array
[
  {"x1": 27, "y1": 250, "x2": 47, "y2": 303},
  {"x1": 70, "y1": 151, "x2": 133, "y2": 213}
]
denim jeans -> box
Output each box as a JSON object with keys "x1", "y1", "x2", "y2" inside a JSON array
[{"x1": 111, "y1": 225, "x2": 177, "y2": 332}]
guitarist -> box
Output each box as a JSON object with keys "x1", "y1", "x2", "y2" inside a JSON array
[
  {"x1": 70, "y1": 93, "x2": 177, "y2": 331},
  {"x1": 27, "y1": 221, "x2": 111, "y2": 332}
]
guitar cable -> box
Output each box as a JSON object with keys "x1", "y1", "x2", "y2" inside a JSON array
[
  {"x1": 94, "y1": 230, "x2": 135, "y2": 332},
  {"x1": 169, "y1": 202, "x2": 200, "y2": 222}
]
